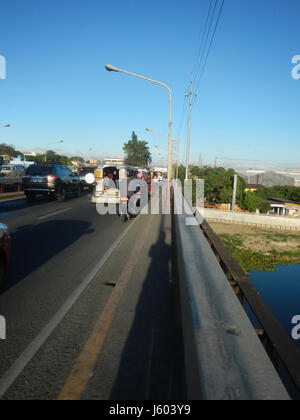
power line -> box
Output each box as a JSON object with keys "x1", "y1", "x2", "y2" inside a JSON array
[
  {"x1": 175, "y1": 0, "x2": 215, "y2": 166},
  {"x1": 193, "y1": 0, "x2": 219, "y2": 91},
  {"x1": 192, "y1": 0, "x2": 214, "y2": 80},
  {"x1": 193, "y1": 0, "x2": 225, "y2": 97}
]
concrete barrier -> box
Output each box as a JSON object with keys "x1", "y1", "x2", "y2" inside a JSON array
[
  {"x1": 175, "y1": 192, "x2": 290, "y2": 400},
  {"x1": 202, "y1": 207, "x2": 300, "y2": 231},
  {"x1": 0, "y1": 177, "x2": 23, "y2": 193}
]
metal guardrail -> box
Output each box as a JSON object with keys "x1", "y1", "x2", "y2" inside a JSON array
[
  {"x1": 199, "y1": 217, "x2": 300, "y2": 398},
  {"x1": 173, "y1": 188, "x2": 291, "y2": 400},
  {"x1": 0, "y1": 177, "x2": 23, "y2": 193}
]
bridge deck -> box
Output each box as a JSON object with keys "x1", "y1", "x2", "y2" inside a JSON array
[{"x1": 58, "y1": 211, "x2": 185, "y2": 400}]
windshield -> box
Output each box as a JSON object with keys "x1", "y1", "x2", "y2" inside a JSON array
[
  {"x1": 79, "y1": 168, "x2": 95, "y2": 176},
  {"x1": 26, "y1": 165, "x2": 53, "y2": 176}
]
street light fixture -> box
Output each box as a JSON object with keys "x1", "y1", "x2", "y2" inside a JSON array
[
  {"x1": 105, "y1": 64, "x2": 173, "y2": 181},
  {"x1": 45, "y1": 140, "x2": 64, "y2": 162},
  {"x1": 0, "y1": 124, "x2": 10, "y2": 128}
]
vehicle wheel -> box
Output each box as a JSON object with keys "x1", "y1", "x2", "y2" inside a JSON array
[
  {"x1": 58, "y1": 186, "x2": 67, "y2": 201},
  {"x1": 25, "y1": 192, "x2": 35, "y2": 202},
  {"x1": 0, "y1": 253, "x2": 6, "y2": 289}
]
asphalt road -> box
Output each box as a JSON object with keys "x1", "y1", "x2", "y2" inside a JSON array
[
  {"x1": 0, "y1": 192, "x2": 133, "y2": 399},
  {"x1": 0, "y1": 191, "x2": 185, "y2": 400}
]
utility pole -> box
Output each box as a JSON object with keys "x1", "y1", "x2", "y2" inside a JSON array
[
  {"x1": 185, "y1": 73, "x2": 197, "y2": 179},
  {"x1": 199, "y1": 153, "x2": 203, "y2": 168},
  {"x1": 231, "y1": 173, "x2": 238, "y2": 212},
  {"x1": 176, "y1": 138, "x2": 180, "y2": 180}
]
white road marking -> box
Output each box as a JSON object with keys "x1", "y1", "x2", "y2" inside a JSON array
[
  {"x1": 0, "y1": 216, "x2": 139, "y2": 398},
  {"x1": 37, "y1": 207, "x2": 72, "y2": 220}
]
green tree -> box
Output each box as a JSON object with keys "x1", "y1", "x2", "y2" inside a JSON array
[
  {"x1": 123, "y1": 131, "x2": 152, "y2": 167},
  {"x1": 177, "y1": 165, "x2": 246, "y2": 206},
  {"x1": 241, "y1": 191, "x2": 270, "y2": 213},
  {"x1": 0, "y1": 143, "x2": 23, "y2": 158}
]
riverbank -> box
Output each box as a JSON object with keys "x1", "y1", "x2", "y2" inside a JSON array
[{"x1": 209, "y1": 222, "x2": 300, "y2": 272}]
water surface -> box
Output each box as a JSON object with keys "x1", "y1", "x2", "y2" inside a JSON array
[{"x1": 249, "y1": 264, "x2": 300, "y2": 350}]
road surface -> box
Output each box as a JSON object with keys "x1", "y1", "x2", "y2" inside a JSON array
[{"x1": 0, "y1": 193, "x2": 184, "y2": 399}]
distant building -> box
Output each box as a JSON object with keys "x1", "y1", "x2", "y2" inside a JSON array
[
  {"x1": 103, "y1": 157, "x2": 124, "y2": 166},
  {"x1": 151, "y1": 167, "x2": 168, "y2": 174},
  {"x1": 267, "y1": 197, "x2": 300, "y2": 217},
  {"x1": 245, "y1": 184, "x2": 265, "y2": 193},
  {"x1": 23, "y1": 152, "x2": 37, "y2": 157},
  {"x1": 239, "y1": 170, "x2": 294, "y2": 187}
]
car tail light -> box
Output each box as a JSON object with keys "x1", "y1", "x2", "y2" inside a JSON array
[
  {"x1": 22, "y1": 174, "x2": 30, "y2": 178},
  {"x1": 47, "y1": 174, "x2": 58, "y2": 180},
  {"x1": 121, "y1": 196, "x2": 128, "y2": 202}
]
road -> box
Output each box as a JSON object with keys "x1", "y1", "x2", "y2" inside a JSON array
[
  {"x1": 0, "y1": 192, "x2": 134, "y2": 399},
  {"x1": 0, "y1": 192, "x2": 184, "y2": 400}
]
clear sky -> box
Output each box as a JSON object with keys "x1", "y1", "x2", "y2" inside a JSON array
[{"x1": 0, "y1": 0, "x2": 300, "y2": 169}]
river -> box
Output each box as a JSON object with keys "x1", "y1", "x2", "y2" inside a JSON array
[{"x1": 249, "y1": 264, "x2": 300, "y2": 351}]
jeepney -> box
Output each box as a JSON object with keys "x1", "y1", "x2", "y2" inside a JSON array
[{"x1": 86, "y1": 164, "x2": 139, "y2": 221}]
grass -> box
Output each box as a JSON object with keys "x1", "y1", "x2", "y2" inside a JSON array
[{"x1": 218, "y1": 233, "x2": 300, "y2": 273}]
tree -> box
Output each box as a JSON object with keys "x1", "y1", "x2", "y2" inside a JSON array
[
  {"x1": 242, "y1": 191, "x2": 261, "y2": 212},
  {"x1": 241, "y1": 191, "x2": 270, "y2": 213},
  {"x1": 178, "y1": 165, "x2": 246, "y2": 207},
  {"x1": 0, "y1": 143, "x2": 23, "y2": 159},
  {"x1": 123, "y1": 131, "x2": 152, "y2": 167}
]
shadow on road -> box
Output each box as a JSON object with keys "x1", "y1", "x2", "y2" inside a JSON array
[
  {"x1": 1, "y1": 219, "x2": 94, "y2": 293},
  {"x1": 109, "y1": 214, "x2": 185, "y2": 400},
  {"x1": 0, "y1": 191, "x2": 91, "y2": 215}
]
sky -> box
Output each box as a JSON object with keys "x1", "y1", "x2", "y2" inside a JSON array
[{"x1": 0, "y1": 0, "x2": 300, "y2": 169}]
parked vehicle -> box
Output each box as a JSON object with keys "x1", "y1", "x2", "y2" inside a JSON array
[
  {"x1": 0, "y1": 223, "x2": 11, "y2": 288},
  {"x1": 22, "y1": 163, "x2": 81, "y2": 201},
  {"x1": 0, "y1": 164, "x2": 24, "y2": 177}
]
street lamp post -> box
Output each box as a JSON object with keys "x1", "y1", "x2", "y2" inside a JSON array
[
  {"x1": 105, "y1": 64, "x2": 173, "y2": 181},
  {"x1": 146, "y1": 127, "x2": 180, "y2": 179},
  {"x1": 45, "y1": 140, "x2": 64, "y2": 162}
]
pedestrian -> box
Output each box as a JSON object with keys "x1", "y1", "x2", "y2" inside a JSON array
[{"x1": 144, "y1": 171, "x2": 153, "y2": 196}]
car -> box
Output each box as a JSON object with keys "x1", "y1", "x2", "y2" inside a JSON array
[
  {"x1": 0, "y1": 164, "x2": 25, "y2": 177},
  {"x1": 77, "y1": 167, "x2": 96, "y2": 191},
  {"x1": 0, "y1": 223, "x2": 11, "y2": 288},
  {"x1": 22, "y1": 163, "x2": 82, "y2": 201}
]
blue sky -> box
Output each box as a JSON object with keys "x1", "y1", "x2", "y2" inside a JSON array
[{"x1": 0, "y1": 0, "x2": 300, "y2": 169}]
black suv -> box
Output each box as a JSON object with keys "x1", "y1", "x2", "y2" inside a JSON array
[{"x1": 23, "y1": 163, "x2": 81, "y2": 201}]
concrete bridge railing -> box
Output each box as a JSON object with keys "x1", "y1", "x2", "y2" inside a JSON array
[{"x1": 173, "y1": 188, "x2": 291, "y2": 400}]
